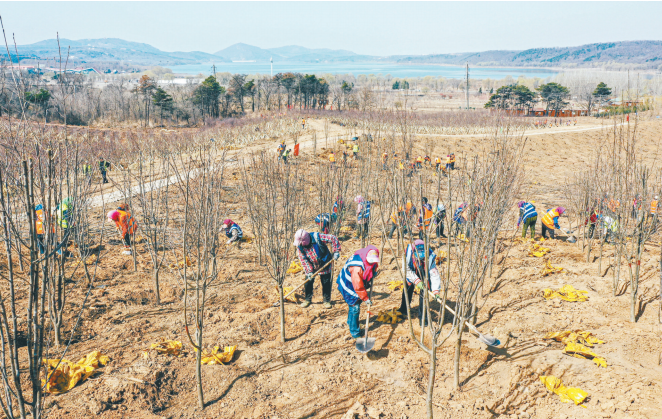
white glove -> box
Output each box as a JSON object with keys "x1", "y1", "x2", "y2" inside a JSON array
[
  {"x1": 226, "y1": 239, "x2": 232, "y2": 244},
  {"x1": 365, "y1": 299, "x2": 372, "y2": 306},
  {"x1": 333, "y1": 252, "x2": 340, "y2": 260}
]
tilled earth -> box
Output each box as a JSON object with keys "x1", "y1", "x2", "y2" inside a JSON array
[{"x1": 22, "y1": 114, "x2": 662, "y2": 418}]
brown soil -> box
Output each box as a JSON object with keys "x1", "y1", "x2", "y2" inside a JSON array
[{"x1": 22, "y1": 114, "x2": 662, "y2": 419}]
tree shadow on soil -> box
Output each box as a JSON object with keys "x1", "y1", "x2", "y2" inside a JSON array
[{"x1": 296, "y1": 383, "x2": 378, "y2": 418}]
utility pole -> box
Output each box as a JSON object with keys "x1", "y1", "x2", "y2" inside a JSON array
[{"x1": 465, "y1": 62, "x2": 470, "y2": 110}]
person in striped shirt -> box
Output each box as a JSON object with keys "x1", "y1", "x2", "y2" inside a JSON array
[
  {"x1": 294, "y1": 229, "x2": 341, "y2": 309},
  {"x1": 336, "y1": 246, "x2": 380, "y2": 339},
  {"x1": 517, "y1": 201, "x2": 538, "y2": 238}
]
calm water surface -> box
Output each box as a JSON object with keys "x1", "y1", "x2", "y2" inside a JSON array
[{"x1": 169, "y1": 62, "x2": 557, "y2": 80}]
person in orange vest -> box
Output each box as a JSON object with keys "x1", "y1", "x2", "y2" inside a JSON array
[
  {"x1": 381, "y1": 152, "x2": 388, "y2": 170},
  {"x1": 302, "y1": 118, "x2": 306, "y2": 129},
  {"x1": 418, "y1": 197, "x2": 434, "y2": 239},
  {"x1": 35, "y1": 204, "x2": 47, "y2": 254},
  {"x1": 650, "y1": 196, "x2": 659, "y2": 221},
  {"x1": 107, "y1": 207, "x2": 138, "y2": 255},
  {"x1": 540, "y1": 207, "x2": 565, "y2": 239},
  {"x1": 329, "y1": 152, "x2": 336, "y2": 165},
  {"x1": 434, "y1": 157, "x2": 442, "y2": 172},
  {"x1": 415, "y1": 156, "x2": 423, "y2": 169}
]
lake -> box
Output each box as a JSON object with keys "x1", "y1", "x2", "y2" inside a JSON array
[{"x1": 168, "y1": 62, "x2": 558, "y2": 80}]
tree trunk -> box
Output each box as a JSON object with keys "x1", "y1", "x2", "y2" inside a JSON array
[
  {"x1": 153, "y1": 268, "x2": 161, "y2": 305},
  {"x1": 453, "y1": 326, "x2": 464, "y2": 390},
  {"x1": 196, "y1": 329, "x2": 204, "y2": 409},
  {"x1": 426, "y1": 348, "x2": 436, "y2": 419},
  {"x1": 279, "y1": 284, "x2": 286, "y2": 343}
]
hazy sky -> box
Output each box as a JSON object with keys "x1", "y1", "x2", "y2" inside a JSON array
[{"x1": 2, "y1": 1, "x2": 661, "y2": 55}]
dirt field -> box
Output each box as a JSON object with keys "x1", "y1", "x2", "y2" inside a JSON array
[{"x1": 34, "y1": 113, "x2": 662, "y2": 419}]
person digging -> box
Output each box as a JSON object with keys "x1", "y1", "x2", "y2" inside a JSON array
[
  {"x1": 107, "y1": 208, "x2": 137, "y2": 255},
  {"x1": 397, "y1": 239, "x2": 441, "y2": 326},
  {"x1": 336, "y1": 245, "x2": 380, "y2": 339},
  {"x1": 221, "y1": 219, "x2": 243, "y2": 247},
  {"x1": 294, "y1": 229, "x2": 341, "y2": 309}
]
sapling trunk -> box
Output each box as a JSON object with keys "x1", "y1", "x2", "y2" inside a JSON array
[
  {"x1": 279, "y1": 284, "x2": 286, "y2": 343},
  {"x1": 196, "y1": 329, "x2": 204, "y2": 409},
  {"x1": 153, "y1": 268, "x2": 161, "y2": 304},
  {"x1": 454, "y1": 326, "x2": 464, "y2": 390},
  {"x1": 426, "y1": 348, "x2": 436, "y2": 418}
]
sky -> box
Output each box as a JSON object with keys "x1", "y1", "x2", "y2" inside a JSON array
[{"x1": 1, "y1": 1, "x2": 662, "y2": 56}]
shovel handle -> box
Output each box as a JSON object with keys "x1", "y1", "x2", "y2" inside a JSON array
[{"x1": 282, "y1": 259, "x2": 335, "y2": 300}]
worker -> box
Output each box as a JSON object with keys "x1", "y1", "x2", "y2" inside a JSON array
[
  {"x1": 302, "y1": 118, "x2": 306, "y2": 129},
  {"x1": 445, "y1": 155, "x2": 453, "y2": 171},
  {"x1": 540, "y1": 207, "x2": 565, "y2": 239},
  {"x1": 388, "y1": 206, "x2": 405, "y2": 239},
  {"x1": 381, "y1": 152, "x2": 388, "y2": 170},
  {"x1": 35, "y1": 204, "x2": 47, "y2": 254},
  {"x1": 315, "y1": 213, "x2": 332, "y2": 234},
  {"x1": 424, "y1": 155, "x2": 431, "y2": 167},
  {"x1": 221, "y1": 219, "x2": 243, "y2": 245},
  {"x1": 434, "y1": 203, "x2": 447, "y2": 239},
  {"x1": 336, "y1": 245, "x2": 380, "y2": 339},
  {"x1": 449, "y1": 153, "x2": 456, "y2": 170},
  {"x1": 397, "y1": 239, "x2": 441, "y2": 326},
  {"x1": 418, "y1": 197, "x2": 434, "y2": 239},
  {"x1": 398, "y1": 160, "x2": 405, "y2": 171},
  {"x1": 517, "y1": 201, "x2": 538, "y2": 239},
  {"x1": 434, "y1": 157, "x2": 442, "y2": 172},
  {"x1": 99, "y1": 157, "x2": 110, "y2": 184},
  {"x1": 352, "y1": 143, "x2": 359, "y2": 159},
  {"x1": 82, "y1": 162, "x2": 93, "y2": 185},
  {"x1": 415, "y1": 156, "x2": 423, "y2": 169},
  {"x1": 650, "y1": 196, "x2": 659, "y2": 220},
  {"x1": 585, "y1": 208, "x2": 600, "y2": 238},
  {"x1": 329, "y1": 152, "x2": 336, "y2": 165},
  {"x1": 452, "y1": 202, "x2": 468, "y2": 236},
  {"x1": 332, "y1": 196, "x2": 344, "y2": 220},
  {"x1": 277, "y1": 141, "x2": 286, "y2": 160},
  {"x1": 602, "y1": 215, "x2": 618, "y2": 243},
  {"x1": 107, "y1": 208, "x2": 137, "y2": 255},
  {"x1": 294, "y1": 229, "x2": 341, "y2": 309},
  {"x1": 355, "y1": 195, "x2": 371, "y2": 238},
  {"x1": 282, "y1": 148, "x2": 291, "y2": 164}
]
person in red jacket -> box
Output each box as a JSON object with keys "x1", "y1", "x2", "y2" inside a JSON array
[{"x1": 108, "y1": 209, "x2": 137, "y2": 255}]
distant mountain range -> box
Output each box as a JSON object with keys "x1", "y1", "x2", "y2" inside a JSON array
[{"x1": 7, "y1": 38, "x2": 662, "y2": 70}]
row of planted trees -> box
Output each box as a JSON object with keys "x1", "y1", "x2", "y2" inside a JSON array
[
  {"x1": 4, "y1": 85, "x2": 660, "y2": 419},
  {"x1": 565, "y1": 114, "x2": 662, "y2": 323}
]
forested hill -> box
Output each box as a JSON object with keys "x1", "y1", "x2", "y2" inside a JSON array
[{"x1": 395, "y1": 41, "x2": 662, "y2": 70}]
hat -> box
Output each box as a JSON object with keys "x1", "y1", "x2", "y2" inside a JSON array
[
  {"x1": 354, "y1": 195, "x2": 364, "y2": 203},
  {"x1": 656, "y1": 196, "x2": 659, "y2": 200},
  {"x1": 557, "y1": 207, "x2": 566, "y2": 215},
  {"x1": 437, "y1": 204, "x2": 446, "y2": 211},
  {"x1": 518, "y1": 201, "x2": 525, "y2": 208},
  {"x1": 223, "y1": 219, "x2": 234, "y2": 229},
  {"x1": 107, "y1": 210, "x2": 120, "y2": 222},
  {"x1": 365, "y1": 249, "x2": 380, "y2": 264},
  {"x1": 293, "y1": 229, "x2": 310, "y2": 247}
]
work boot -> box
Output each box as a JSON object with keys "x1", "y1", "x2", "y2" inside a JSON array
[
  {"x1": 300, "y1": 300, "x2": 311, "y2": 308},
  {"x1": 323, "y1": 301, "x2": 332, "y2": 309}
]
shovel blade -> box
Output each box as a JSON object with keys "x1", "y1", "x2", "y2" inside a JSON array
[
  {"x1": 355, "y1": 337, "x2": 376, "y2": 353},
  {"x1": 477, "y1": 333, "x2": 500, "y2": 347}
]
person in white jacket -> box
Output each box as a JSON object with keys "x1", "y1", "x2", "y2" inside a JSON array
[{"x1": 397, "y1": 239, "x2": 441, "y2": 326}]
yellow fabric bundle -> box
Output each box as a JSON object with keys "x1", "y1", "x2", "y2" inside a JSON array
[
  {"x1": 539, "y1": 375, "x2": 588, "y2": 406},
  {"x1": 541, "y1": 260, "x2": 564, "y2": 276},
  {"x1": 543, "y1": 285, "x2": 588, "y2": 302},
  {"x1": 376, "y1": 308, "x2": 404, "y2": 324},
  {"x1": 286, "y1": 260, "x2": 303, "y2": 274},
  {"x1": 43, "y1": 351, "x2": 110, "y2": 394},
  {"x1": 200, "y1": 346, "x2": 237, "y2": 365}
]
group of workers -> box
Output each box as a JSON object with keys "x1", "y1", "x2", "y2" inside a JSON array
[{"x1": 291, "y1": 224, "x2": 442, "y2": 338}]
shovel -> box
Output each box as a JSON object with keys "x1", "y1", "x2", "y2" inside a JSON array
[
  {"x1": 273, "y1": 259, "x2": 335, "y2": 306},
  {"x1": 356, "y1": 281, "x2": 376, "y2": 353},
  {"x1": 432, "y1": 295, "x2": 500, "y2": 347}
]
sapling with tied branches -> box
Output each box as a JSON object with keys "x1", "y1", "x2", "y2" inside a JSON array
[
  {"x1": 171, "y1": 145, "x2": 227, "y2": 409},
  {"x1": 240, "y1": 151, "x2": 307, "y2": 342}
]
